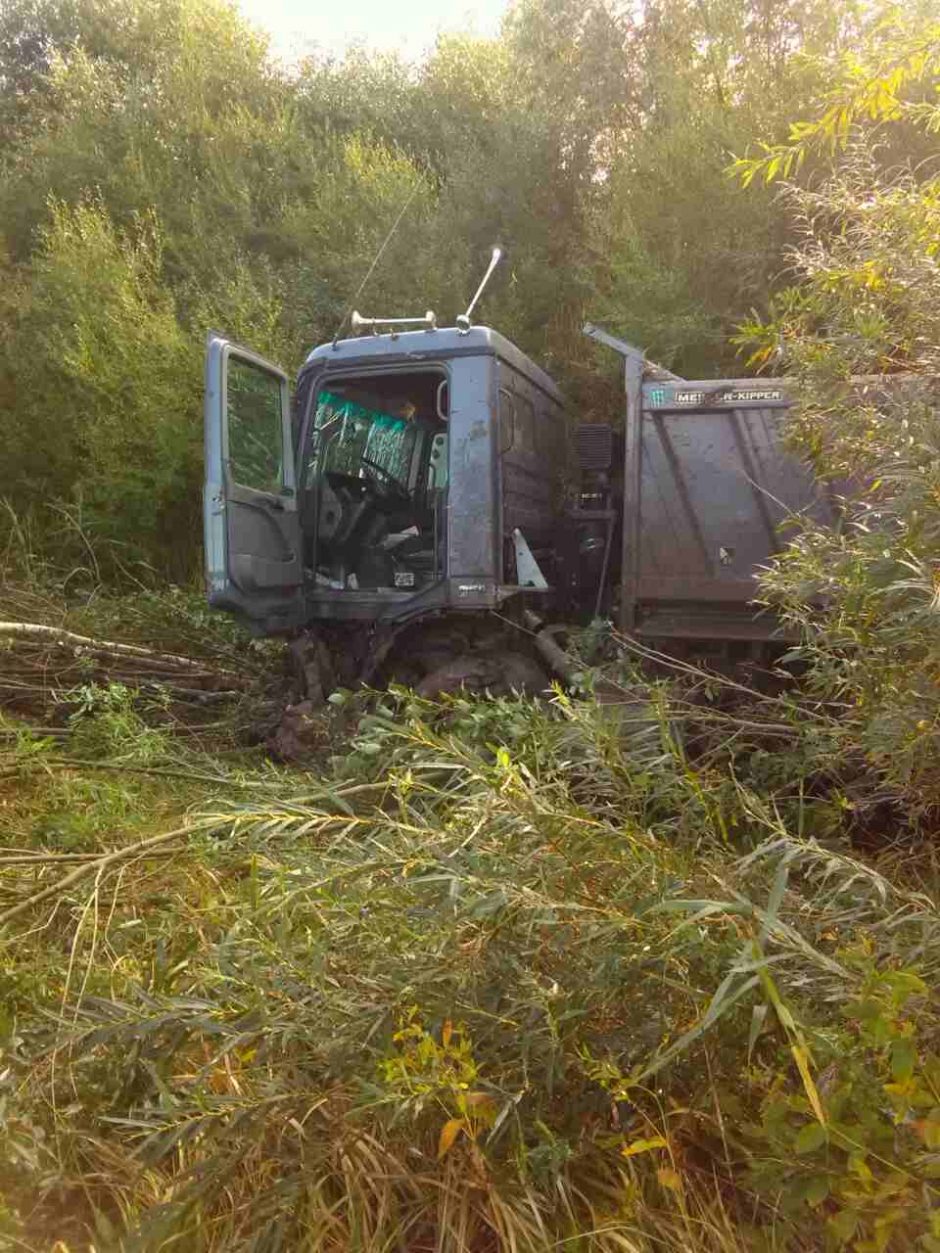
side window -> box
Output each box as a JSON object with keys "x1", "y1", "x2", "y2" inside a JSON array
[
  {"x1": 498, "y1": 387, "x2": 515, "y2": 454},
  {"x1": 227, "y1": 356, "x2": 284, "y2": 492},
  {"x1": 499, "y1": 384, "x2": 539, "y2": 455}
]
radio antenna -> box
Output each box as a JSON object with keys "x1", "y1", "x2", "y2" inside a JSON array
[
  {"x1": 331, "y1": 181, "x2": 421, "y2": 349},
  {"x1": 456, "y1": 246, "x2": 503, "y2": 333}
]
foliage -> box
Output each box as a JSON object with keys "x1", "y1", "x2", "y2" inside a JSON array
[
  {"x1": 0, "y1": 0, "x2": 888, "y2": 576},
  {"x1": 593, "y1": 0, "x2": 868, "y2": 373},
  {"x1": 734, "y1": 4, "x2": 940, "y2": 186},
  {"x1": 3, "y1": 200, "x2": 201, "y2": 576},
  {"x1": 64, "y1": 680, "x2": 172, "y2": 762},
  {"x1": 734, "y1": 16, "x2": 940, "y2": 820}
]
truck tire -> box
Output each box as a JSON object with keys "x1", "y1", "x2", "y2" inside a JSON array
[{"x1": 415, "y1": 652, "x2": 549, "y2": 699}]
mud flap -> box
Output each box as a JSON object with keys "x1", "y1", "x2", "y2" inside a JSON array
[
  {"x1": 268, "y1": 632, "x2": 338, "y2": 762},
  {"x1": 287, "y1": 631, "x2": 336, "y2": 706}
]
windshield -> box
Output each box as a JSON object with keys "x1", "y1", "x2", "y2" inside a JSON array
[{"x1": 310, "y1": 389, "x2": 416, "y2": 487}]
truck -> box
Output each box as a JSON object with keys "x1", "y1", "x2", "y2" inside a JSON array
[{"x1": 203, "y1": 286, "x2": 833, "y2": 698}]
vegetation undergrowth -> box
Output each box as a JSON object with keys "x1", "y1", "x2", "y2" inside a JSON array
[{"x1": 1, "y1": 671, "x2": 939, "y2": 1250}]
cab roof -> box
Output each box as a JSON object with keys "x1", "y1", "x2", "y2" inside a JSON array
[{"x1": 303, "y1": 325, "x2": 564, "y2": 405}]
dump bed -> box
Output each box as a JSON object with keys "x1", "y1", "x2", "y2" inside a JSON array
[{"x1": 621, "y1": 378, "x2": 833, "y2": 641}]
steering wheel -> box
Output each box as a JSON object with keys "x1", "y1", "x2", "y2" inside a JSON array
[{"x1": 360, "y1": 456, "x2": 407, "y2": 497}]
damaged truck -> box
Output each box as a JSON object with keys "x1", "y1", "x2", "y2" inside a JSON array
[{"x1": 203, "y1": 278, "x2": 833, "y2": 698}]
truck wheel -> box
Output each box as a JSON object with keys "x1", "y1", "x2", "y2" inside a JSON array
[{"x1": 415, "y1": 652, "x2": 549, "y2": 699}]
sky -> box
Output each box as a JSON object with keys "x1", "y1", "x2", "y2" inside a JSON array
[{"x1": 236, "y1": 0, "x2": 510, "y2": 63}]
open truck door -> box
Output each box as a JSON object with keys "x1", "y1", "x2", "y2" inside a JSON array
[{"x1": 203, "y1": 333, "x2": 303, "y2": 631}]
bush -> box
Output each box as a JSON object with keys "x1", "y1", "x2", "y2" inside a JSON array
[
  {"x1": 737, "y1": 152, "x2": 940, "y2": 822},
  {"x1": 0, "y1": 201, "x2": 202, "y2": 579}
]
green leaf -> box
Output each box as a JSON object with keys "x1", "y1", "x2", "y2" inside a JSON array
[
  {"x1": 634, "y1": 972, "x2": 761, "y2": 1083},
  {"x1": 848, "y1": 1152, "x2": 873, "y2": 1183},
  {"x1": 760, "y1": 860, "x2": 789, "y2": 944},
  {"x1": 794, "y1": 1121, "x2": 827, "y2": 1154},
  {"x1": 828, "y1": 1209, "x2": 860, "y2": 1244},
  {"x1": 921, "y1": 1113, "x2": 940, "y2": 1149},
  {"x1": 803, "y1": 1174, "x2": 830, "y2": 1206},
  {"x1": 622, "y1": 1135, "x2": 668, "y2": 1157},
  {"x1": 880, "y1": 970, "x2": 927, "y2": 1001},
  {"x1": 747, "y1": 1002, "x2": 769, "y2": 1064},
  {"x1": 891, "y1": 1037, "x2": 916, "y2": 1083}
]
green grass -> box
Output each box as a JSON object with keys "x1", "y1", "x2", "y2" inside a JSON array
[{"x1": 1, "y1": 667, "x2": 939, "y2": 1251}]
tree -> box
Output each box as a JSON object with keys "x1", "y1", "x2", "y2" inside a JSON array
[
  {"x1": 0, "y1": 0, "x2": 904, "y2": 576},
  {"x1": 739, "y1": 7, "x2": 940, "y2": 811},
  {"x1": 592, "y1": 0, "x2": 870, "y2": 374}
]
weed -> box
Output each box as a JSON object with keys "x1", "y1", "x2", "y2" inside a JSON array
[{"x1": 64, "y1": 682, "x2": 171, "y2": 763}]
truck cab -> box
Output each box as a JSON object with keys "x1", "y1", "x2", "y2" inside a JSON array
[{"x1": 204, "y1": 326, "x2": 569, "y2": 639}]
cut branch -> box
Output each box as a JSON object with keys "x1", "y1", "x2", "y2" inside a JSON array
[
  {"x1": 0, "y1": 622, "x2": 249, "y2": 690},
  {"x1": 0, "y1": 824, "x2": 206, "y2": 930}
]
